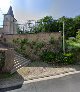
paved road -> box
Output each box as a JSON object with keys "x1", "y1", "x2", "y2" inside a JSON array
[{"x1": 1, "y1": 73, "x2": 80, "y2": 92}]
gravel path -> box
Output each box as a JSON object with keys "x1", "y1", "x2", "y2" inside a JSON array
[{"x1": 17, "y1": 61, "x2": 80, "y2": 80}]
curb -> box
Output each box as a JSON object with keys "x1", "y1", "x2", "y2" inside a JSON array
[
  {"x1": 0, "y1": 70, "x2": 80, "y2": 90},
  {"x1": 24, "y1": 70, "x2": 74, "y2": 81},
  {"x1": 23, "y1": 70, "x2": 80, "y2": 84}
]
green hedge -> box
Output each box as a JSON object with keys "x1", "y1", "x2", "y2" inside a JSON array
[{"x1": 40, "y1": 51, "x2": 75, "y2": 65}]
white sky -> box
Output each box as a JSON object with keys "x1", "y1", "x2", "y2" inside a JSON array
[
  {"x1": 0, "y1": 0, "x2": 80, "y2": 27},
  {"x1": 0, "y1": 0, "x2": 10, "y2": 27},
  {"x1": 0, "y1": 0, "x2": 10, "y2": 13}
]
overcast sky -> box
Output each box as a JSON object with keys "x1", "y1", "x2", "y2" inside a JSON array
[{"x1": 0, "y1": 0, "x2": 80, "y2": 26}]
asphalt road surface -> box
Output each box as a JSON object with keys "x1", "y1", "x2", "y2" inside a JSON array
[{"x1": 1, "y1": 73, "x2": 80, "y2": 92}]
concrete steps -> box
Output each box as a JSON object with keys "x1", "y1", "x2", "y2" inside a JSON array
[
  {"x1": 11, "y1": 60, "x2": 30, "y2": 74},
  {"x1": 11, "y1": 52, "x2": 30, "y2": 74},
  {"x1": 13, "y1": 59, "x2": 30, "y2": 68}
]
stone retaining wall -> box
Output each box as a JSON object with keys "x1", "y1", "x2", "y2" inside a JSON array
[{"x1": 1, "y1": 32, "x2": 61, "y2": 43}]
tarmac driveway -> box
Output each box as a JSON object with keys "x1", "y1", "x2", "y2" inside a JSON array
[{"x1": 1, "y1": 73, "x2": 80, "y2": 92}]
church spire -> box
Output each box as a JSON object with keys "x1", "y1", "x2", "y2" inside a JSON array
[{"x1": 7, "y1": 6, "x2": 14, "y2": 17}]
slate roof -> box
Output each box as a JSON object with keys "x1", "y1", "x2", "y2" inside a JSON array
[{"x1": 7, "y1": 6, "x2": 14, "y2": 17}]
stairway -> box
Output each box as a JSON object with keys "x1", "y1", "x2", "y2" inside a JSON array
[
  {"x1": 11, "y1": 51, "x2": 31, "y2": 74},
  {"x1": 0, "y1": 42, "x2": 30, "y2": 74}
]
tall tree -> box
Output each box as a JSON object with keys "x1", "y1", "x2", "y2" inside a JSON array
[{"x1": 58, "y1": 16, "x2": 76, "y2": 38}]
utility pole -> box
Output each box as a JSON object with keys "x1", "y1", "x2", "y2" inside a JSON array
[
  {"x1": 23, "y1": 26, "x2": 24, "y2": 33},
  {"x1": 35, "y1": 21, "x2": 37, "y2": 32},
  {"x1": 63, "y1": 21, "x2": 65, "y2": 54}
]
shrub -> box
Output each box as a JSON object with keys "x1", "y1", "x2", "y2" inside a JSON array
[
  {"x1": 20, "y1": 38, "x2": 28, "y2": 45},
  {"x1": 29, "y1": 41, "x2": 36, "y2": 49},
  {"x1": 13, "y1": 38, "x2": 21, "y2": 44},
  {"x1": 49, "y1": 37, "x2": 55, "y2": 44},
  {"x1": 40, "y1": 51, "x2": 56, "y2": 64},
  {"x1": 56, "y1": 53, "x2": 75, "y2": 65},
  {"x1": 34, "y1": 41, "x2": 45, "y2": 49},
  {"x1": 30, "y1": 41, "x2": 45, "y2": 49},
  {"x1": 40, "y1": 51, "x2": 75, "y2": 65},
  {"x1": 76, "y1": 31, "x2": 80, "y2": 42},
  {"x1": 63, "y1": 53, "x2": 74, "y2": 64},
  {"x1": 13, "y1": 37, "x2": 61, "y2": 63}
]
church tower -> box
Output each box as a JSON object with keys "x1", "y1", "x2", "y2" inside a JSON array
[{"x1": 3, "y1": 6, "x2": 17, "y2": 34}]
